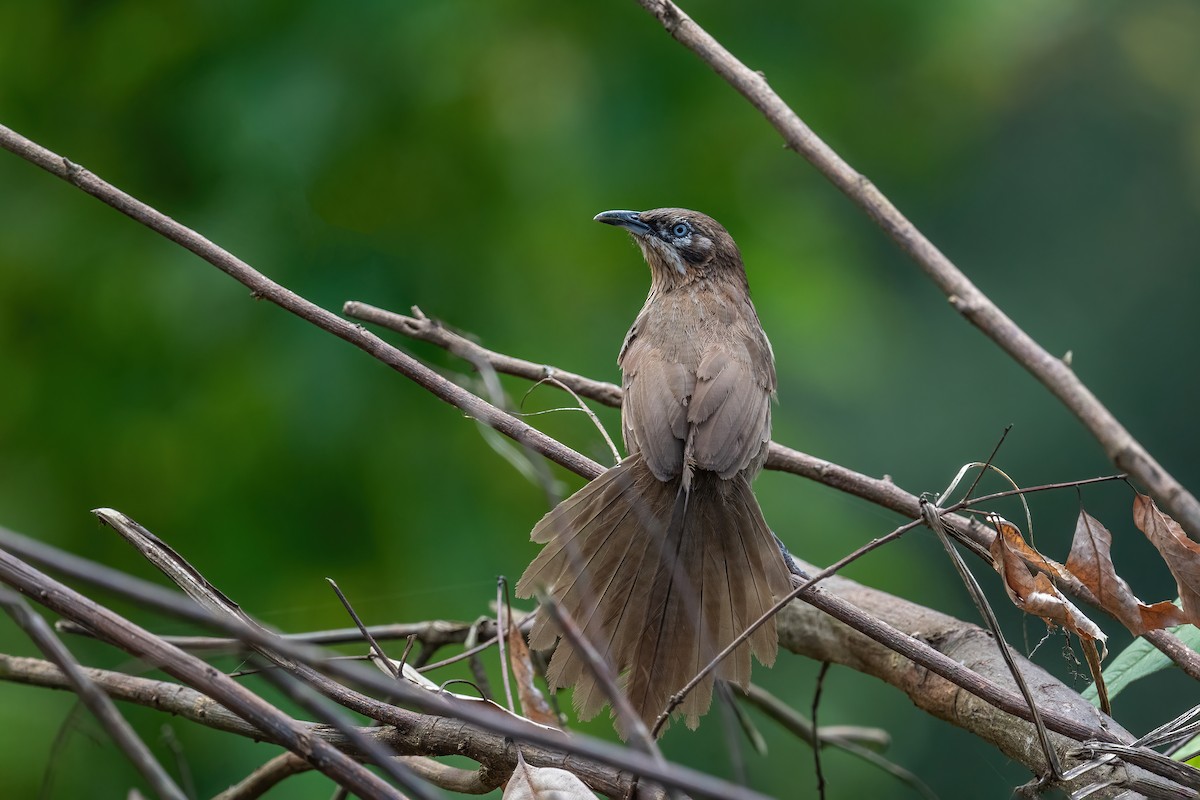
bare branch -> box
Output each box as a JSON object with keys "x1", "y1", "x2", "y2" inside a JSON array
[
  {"x1": 0, "y1": 654, "x2": 277, "y2": 738},
  {"x1": 397, "y1": 757, "x2": 506, "y2": 795},
  {"x1": 627, "y1": 0, "x2": 1200, "y2": 541},
  {"x1": 0, "y1": 123, "x2": 604, "y2": 484},
  {"x1": 213, "y1": 752, "x2": 307, "y2": 800},
  {"x1": 216, "y1": 752, "x2": 504, "y2": 800},
  {"x1": 343, "y1": 302, "x2": 624, "y2": 408},
  {"x1": 743, "y1": 683, "x2": 937, "y2": 800},
  {"x1": 1, "y1": 524, "x2": 769, "y2": 800},
  {"x1": 326, "y1": 578, "x2": 400, "y2": 680},
  {"x1": 0, "y1": 552, "x2": 404, "y2": 799},
  {"x1": 0, "y1": 524, "x2": 200, "y2": 620},
  {"x1": 252, "y1": 664, "x2": 441, "y2": 800},
  {"x1": 775, "y1": 557, "x2": 1163, "y2": 798},
  {"x1": 0, "y1": 653, "x2": 661, "y2": 799},
  {"x1": 73, "y1": 618, "x2": 514, "y2": 654},
  {"x1": 0, "y1": 588, "x2": 187, "y2": 800}
]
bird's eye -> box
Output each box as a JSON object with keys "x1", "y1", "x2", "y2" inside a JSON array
[{"x1": 671, "y1": 222, "x2": 690, "y2": 238}]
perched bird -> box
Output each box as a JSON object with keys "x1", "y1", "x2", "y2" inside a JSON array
[{"x1": 516, "y1": 208, "x2": 791, "y2": 737}]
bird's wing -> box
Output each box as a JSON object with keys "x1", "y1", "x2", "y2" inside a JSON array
[
  {"x1": 687, "y1": 333, "x2": 774, "y2": 479},
  {"x1": 621, "y1": 336, "x2": 694, "y2": 482}
]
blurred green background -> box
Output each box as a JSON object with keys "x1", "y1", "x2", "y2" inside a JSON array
[{"x1": 2, "y1": 1, "x2": 1200, "y2": 797}]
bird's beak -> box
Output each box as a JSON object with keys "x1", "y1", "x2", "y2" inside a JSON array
[{"x1": 594, "y1": 209, "x2": 652, "y2": 237}]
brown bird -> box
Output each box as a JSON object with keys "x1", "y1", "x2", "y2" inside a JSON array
[{"x1": 516, "y1": 208, "x2": 791, "y2": 737}]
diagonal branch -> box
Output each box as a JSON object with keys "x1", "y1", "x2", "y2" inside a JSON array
[
  {"x1": 775, "y1": 559, "x2": 1169, "y2": 798},
  {"x1": 0, "y1": 535, "x2": 767, "y2": 800},
  {"x1": 343, "y1": 302, "x2": 624, "y2": 409},
  {"x1": 0, "y1": 551, "x2": 404, "y2": 799},
  {"x1": 0, "y1": 588, "x2": 187, "y2": 800},
  {"x1": 0, "y1": 524, "x2": 202, "y2": 620},
  {"x1": 215, "y1": 752, "x2": 503, "y2": 800},
  {"x1": 0, "y1": 654, "x2": 638, "y2": 799},
  {"x1": 0, "y1": 123, "x2": 603, "y2": 484},
  {"x1": 629, "y1": 0, "x2": 1200, "y2": 542}
]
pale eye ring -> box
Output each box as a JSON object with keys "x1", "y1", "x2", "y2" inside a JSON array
[{"x1": 671, "y1": 222, "x2": 690, "y2": 238}]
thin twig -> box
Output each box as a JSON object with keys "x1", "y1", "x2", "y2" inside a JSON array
[
  {"x1": 921, "y1": 500, "x2": 1063, "y2": 780},
  {"x1": 953, "y1": 475, "x2": 1128, "y2": 511},
  {"x1": 158, "y1": 726, "x2": 195, "y2": 800},
  {"x1": 419, "y1": 633, "x2": 503, "y2": 673},
  {"x1": 956, "y1": 426, "x2": 1013, "y2": 507},
  {"x1": 327, "y1": 578, "x2": 399, "y2": 680},
  {"x1": 398, "y1": 634, "x2": 417, "y2": 671},
  {"x1": 523, "y1": 375, "x2": 622, "y2": 465},
  {"x1": 496, "y1": 578, "x2": 516, "y2": 714},
  {"x1": 0, "y1": 524, "x2": 200, "y2": 621},
  {"x1": 343, "y1": 302, "x2": 624, "y2": 408},
  {"x1": 110, "y1": 618, "x2": 514, "y2": 653},
  {"x1": 463, "y1": 618, "x2": 494, "y2": 701},
  {"x1": 0, "y1": 653, "x2": 637, "y2": 798},
  {"x1": 812, "y1": 662, "x2": 830, "y2": 800},
  {"x1": 715, "y1": 682, "x2": 752, "y2": 786},
  {"x1": 254, "y1": 665, "x2": 442, "y2": 800},
  {"x1": 0, "y1": 587, "x2": 188, "y2": 800},
  {"x1": 218, "y1": 751, "x2": 502, "y2": 800},
  {"x1": 0, "y1": 552, "x2": 404, "y2": 799},
  {"x1": 214, "y1": 752, "x2": 306, "y2": 800},
  {"x1": 742, "y1": 684, "x2": 938, "y2": 800}
]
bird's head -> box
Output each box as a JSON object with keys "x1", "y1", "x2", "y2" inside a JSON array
[{"x1": 594, "y1": 208, "x2": 745, "y2": 289}]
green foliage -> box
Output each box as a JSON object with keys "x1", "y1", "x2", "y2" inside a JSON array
[
  {"x1": 1084, "y1": 621, "x2": 1200, "y2": 705},
  {"x1": 3, "y1": 1, "x2": 1200, "y2": 797}
]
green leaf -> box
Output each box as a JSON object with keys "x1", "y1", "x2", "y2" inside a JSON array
[
  {"x1": 1176, "y1": 732, "x2": 1200, "y2": 765},
  {"x1": 1083, "y1": 621, "x2": 1200, "y2": 705}
]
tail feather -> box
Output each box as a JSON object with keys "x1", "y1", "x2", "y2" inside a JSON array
[
  {"x1": 705, "y1": 507, "x2": 748, "y2": 688},
  {"x1": 516, "y1": 453, "x2": 790, "y2": 738},
  {"x1": 544, "y1": 516, "x2": 650, "y2": 693},
  {"x1": 731, "y1": 484, "x2": 786, "y2": 665},
  {"x1": 519, "y1": 465, "x2": 643, "y2": 651}
]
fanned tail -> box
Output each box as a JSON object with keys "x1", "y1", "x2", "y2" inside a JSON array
[{"x1": 515, "y1": 453, "x2": 790, "y2": 738}]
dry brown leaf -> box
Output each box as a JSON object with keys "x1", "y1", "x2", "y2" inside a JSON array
[
  {"x1": 991, "y1": 517, "x2": 1107, "y2": 652},
  {"x1": 1133, "y1": 494, "x2": 1200, "y2": 622},
  {"x1": 503, "y1": 750, "x2": 594, "y2": 800},
  {"x1": 991, "y1": 515, "x2": 1073, "y2": 581},
  {"x1": 1066, "y1": 508, "x2": 1185, "y2": 635},
  {"x1": 507, "y1": 615, "x2": 559, "y2": 727}
]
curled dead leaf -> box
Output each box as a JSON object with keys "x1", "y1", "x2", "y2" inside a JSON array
[
  {"x1": 508, "y1": 612, "x2": 559, "y2": 727},
  {"x1": 1066, "y1": 508, "x2": 1185, "y2": 635},
  {"x1": 989, "y1": 514, "x2": 1073, "y2": 582},
  {"x1": 990, "y1": 516, "x2": 1107, "y2": 654},
  {"x1": 1133, "y1": 494, "x2": 1200, "y2": 623}
]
